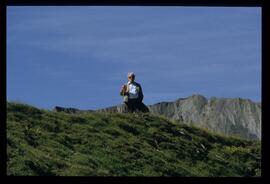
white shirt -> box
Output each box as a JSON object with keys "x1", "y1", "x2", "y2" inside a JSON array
[{"x1": 127, "y1": 82, "x2": 139, "y2": 99}]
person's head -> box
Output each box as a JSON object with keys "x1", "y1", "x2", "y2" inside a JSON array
[{"x1": 127, "y1": 72, "x2": 135, "y2": 82}]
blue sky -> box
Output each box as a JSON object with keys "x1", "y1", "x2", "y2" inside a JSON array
[{"x1": 7, "y1": 6, "x2": 261, "y2": 110}]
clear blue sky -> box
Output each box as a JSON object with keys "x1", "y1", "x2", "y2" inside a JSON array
[{"x1": 7, "y1": 6, "x2": 261, "y2": 110}]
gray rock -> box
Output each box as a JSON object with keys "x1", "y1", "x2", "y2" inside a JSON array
[
  {"x1": 148, "y1": 94, "x2": 261, "y2": 140},
  {"x1": 54, "y1": 106, "x2": 80, "y2": 113},
  {"x1": 53, "y1": 106, "x2": 93, "y2": 113},
  {"x1": 96, "y1": 103, "x2": 149, "y2": 113},
  {"x1": 95, "y1": 105, "x2": 118, "y2": 113}
]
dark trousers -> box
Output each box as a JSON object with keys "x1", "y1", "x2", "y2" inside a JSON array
[{"x1": 124, "y1": 99, "x2": 149, "y2": 113}]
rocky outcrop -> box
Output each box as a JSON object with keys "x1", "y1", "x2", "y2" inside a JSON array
[
  {"x1": 96, "y1": 103, "x2": 149, "y2": 113},
  {"x1": 53, "y1": 106, "x2": 93, "y2": 113},
  {"x1": 95, "y1": 105, "x2": 119, "y2": 113},
  {"x1": 147, "y1": 94, "x2": 261, "y2": 140},
  {"x1": 54, "y1": 105, "x2": 127, "y2": 113}
]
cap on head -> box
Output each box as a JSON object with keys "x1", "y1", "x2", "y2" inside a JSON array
[{"x1": 127, "y1": 72, "x2": 135, "y2": 78}]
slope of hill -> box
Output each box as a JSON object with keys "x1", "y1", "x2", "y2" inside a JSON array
[
  {"x1": 94, "y1": 94, "x2": 261, "y2": 140},
  {"x1": 7, "y1": 102, "x2": 261, "y2": 176}
]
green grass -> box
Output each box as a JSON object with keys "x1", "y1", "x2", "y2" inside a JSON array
[{"x1": 7, "y1": 102, "x2": 261, "y2": 176}]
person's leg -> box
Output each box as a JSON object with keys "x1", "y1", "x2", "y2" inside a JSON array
[
  {"x1": 125, "y1": 102, "x2": 131, "y2": 113},
  {"x1": 135, "y1": 100, "x2": 141, "y2": 112},
  {"x1": 126, "y1": 100, "x2": 134, "y2": 113},
  {"x1": 133, "y1": 99, "x2": 144, "y2": 113},
  {"x1": 130, "y1": 99, "x2": 137, "y2": 113},
  {"x1": 135, "y1": 100, "x2": 140, "y2": 112}
]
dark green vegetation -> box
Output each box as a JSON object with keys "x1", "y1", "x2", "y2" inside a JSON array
[{"x1": 7, "y1": 102, "x2": 261, "y2": 176}]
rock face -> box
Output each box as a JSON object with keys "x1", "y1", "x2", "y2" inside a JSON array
[
  {"x1": 147, "y1": 94, "x2": 261, "y2": 140},
  {"x1": 54, "y1": 106, "x2": 93, "y2": 113},
  {"x1": 96, "y1": 103, "x2": 149, "y2": 113},
  {"x1": 95, "y1": 105, "x2": 119, "y2": 113}
]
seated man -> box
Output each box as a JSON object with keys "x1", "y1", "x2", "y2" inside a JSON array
[{"x1": 120, "y1": 72, "x2": 149, "y2": 113}]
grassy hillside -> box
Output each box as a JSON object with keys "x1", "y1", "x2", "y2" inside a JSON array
[{"x1": 7, "y1": 102, "x2": 261, "y2": 176}]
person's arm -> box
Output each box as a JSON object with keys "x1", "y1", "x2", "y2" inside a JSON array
[
  {"x1": 120, "y1": 86, "x2": 125, "y2": 96},
  {"x1": 120, "y1": 90, "x2": 124, "y2": 96},
  {"x1": 120, "y1": 84, "x2": 129, "y2": 96}
]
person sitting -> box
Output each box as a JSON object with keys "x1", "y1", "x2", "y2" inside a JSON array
[{"x1": 120, "y1": 72, "x2": 149, "y2": 113}]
